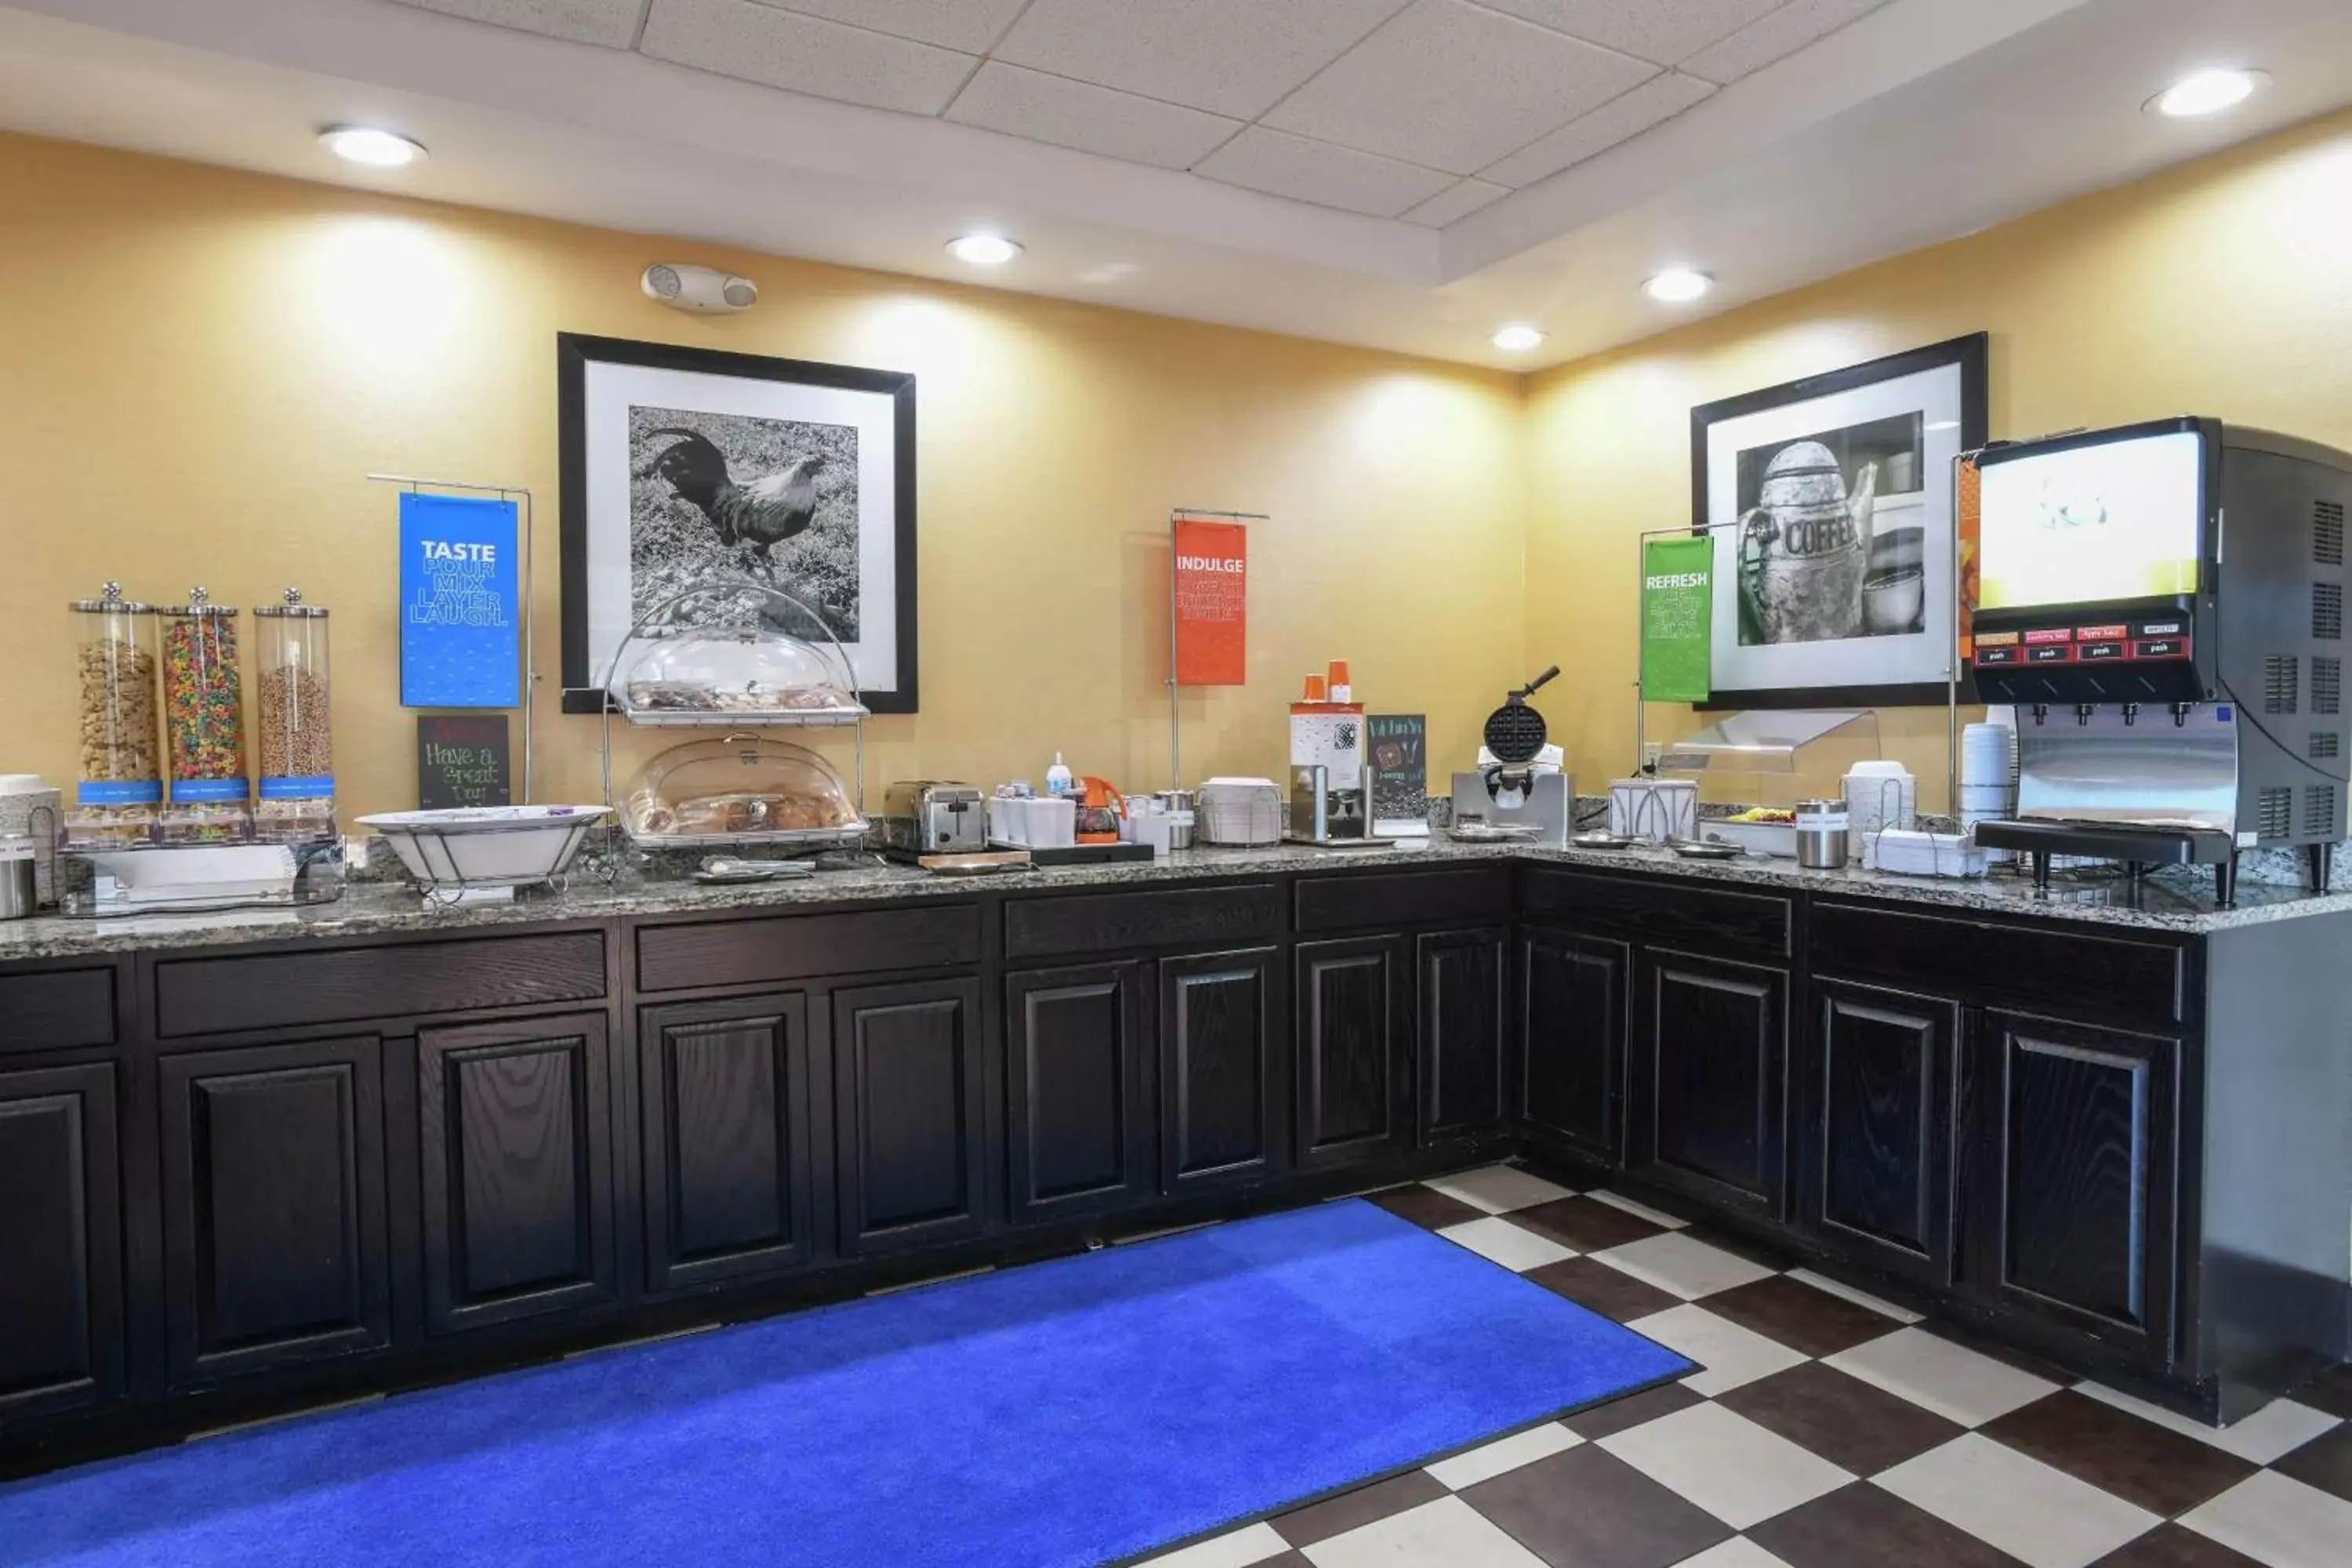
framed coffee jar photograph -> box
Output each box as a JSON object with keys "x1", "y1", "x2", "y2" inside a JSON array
[{"x1": 1692, "y1": 332, "x2": 1988, "y2": 707}]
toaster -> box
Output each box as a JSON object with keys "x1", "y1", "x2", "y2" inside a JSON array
[{"x1": 880, "y1": 781, "x2": 986, "y2": 856}]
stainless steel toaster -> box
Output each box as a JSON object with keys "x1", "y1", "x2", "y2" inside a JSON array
[{"x1": 880, "y1": 781, "x2": 986, "y2": 855}]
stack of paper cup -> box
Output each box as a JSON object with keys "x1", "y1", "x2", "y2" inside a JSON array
[
  {"x1": 1844, "y1": 761, "x2": 1917, "y2": 868},
  {"x1": 1959, "y1": 722, "x2": 2020, "y2": 860}
]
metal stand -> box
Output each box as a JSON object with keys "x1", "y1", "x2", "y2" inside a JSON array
[
  {"x1": 1166, "y1": 508, "x2": 1268, "y2": 790},
  {"x1": 368, "y1": 474, "x2": 539, "y2": 804}
]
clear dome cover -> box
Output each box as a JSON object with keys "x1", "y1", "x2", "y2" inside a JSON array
[
  {"x1": 610, "y1": 625, "x2": 862, "y2": 724},
  {"x1": 622, "y1": 735, "x2": 865, "y2": 844}
]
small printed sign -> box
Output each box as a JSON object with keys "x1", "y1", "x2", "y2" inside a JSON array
[
  {"x1": 416, "y1": 715, "x2": 512, "y2": 811},
  {"x1": 1367, "y1": 713, "x2": 1429, "y2": 838}
]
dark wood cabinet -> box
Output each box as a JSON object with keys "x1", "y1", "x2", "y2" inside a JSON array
[
  {"x1": 1158, "y1": 947, "x2": 1283, "y2": 1193},
  {"x1": 1518, "y1": 930, "x2": 1628, "y2": 1165},
  {"x1": 833, "y1": 978, "x2": 987, "y2": 1255},
  {"x1": 417, "y1": 1014, "x2": 616, "y2": 1334},
  {"x1": 1005, "y1": 963, "x2": 1151, "y2": 1223},
  {"x1": 1294, "y1": 937, "x2": 1410, "y2": 1171},
  {"x1": 1974, "y1": 1011, "x2": 2179, "y2": 1361},
  {"x1": 637, "y1": 995, "x2": 815, "y2": 1293},
  {"x1": 0, "y1": 1062, "x2": 122, "y2": 1424},
  {"x1": 1418, "y1": 927, "x2": 1507, "y2": 1147},
  {"x1": 1804, "y1": 982, "x2": 1958, "y2": 1288},
  {"x1": 1634, "y1": 949, "x2": 1788, "y2": 1216},
  {"x1": 159, "y1": 1039, "x2": 390, "y2": 1383}
]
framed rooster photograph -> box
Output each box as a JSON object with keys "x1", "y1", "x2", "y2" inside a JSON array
[{"x1": 557, "y1": 333, "x2": 918, "y2": 713}]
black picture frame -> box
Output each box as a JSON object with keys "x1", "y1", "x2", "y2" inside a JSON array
[
  {"x1": 1690, "y1": 332, "x2": 1988, "y2": 710},
  {"x1": 557, "y1": 332, "x2": 919, "y2": 714}
]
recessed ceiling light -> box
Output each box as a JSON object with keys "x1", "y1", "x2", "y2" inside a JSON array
[
  {"x1": 946, "y1": 234, "x2": 1022, "y2": 266},
  {"x1": 1642, "y1": 269, "x2": 1714, "y2": 304},
  {"x1": 2148, "y1": 68, "x2": 2266, "y2": 118},
  {"x1": 318, "y1": 125, "x2": 426, "y2": 168},
  {"x1": 1490, "y1": 324, "x2": 1546, "y2": 353}
]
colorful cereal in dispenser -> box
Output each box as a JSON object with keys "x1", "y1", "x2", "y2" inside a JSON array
[{"x1": 159, "y1": 586, "x2": 252, "y2": 844}]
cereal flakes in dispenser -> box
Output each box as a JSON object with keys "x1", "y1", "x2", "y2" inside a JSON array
[
  {"x1": 252, "y1": 587, "x2": 335, "y2": 842},
  {"x1": 65, "y1": 582, "x2": 162, "y2": 846}
]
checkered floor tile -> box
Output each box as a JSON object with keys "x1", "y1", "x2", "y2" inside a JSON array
[{"x1": 1149, "y1": 1164, "x2": 2352, "y2": 1568}]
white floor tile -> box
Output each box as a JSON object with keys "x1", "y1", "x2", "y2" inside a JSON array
[
  {"x1": 1598, "y1": 1401, "x2": 1854, "y2": 1530},
  {"x1": 1783, "y1": 1269, "x2": 1922, "y2": 1325},
  {"x1": 1437, "y1": 1216, "x2": 1575, "y2": 1272},
  {"x1": 1425, "y1": 1421, "x2": 1581, "y2": 1490},
  {"x1": 1673, "y1": 1542, "x2": 1797, "y2": 1568},
  {"x1": 2180, "y1": 1469, "x2": 2352, "y2": 1568},
  {"x1": 2074, "y1": 1381, "x2": 2343, "y2": 1465},
  {"x1": 1585, "y1": 1189, "x2": 1691, "y2": 1229},
  {"x1": 1591, "y1": 1232, "x2": 1777, "y2": 1301},
  {"x1": 1304, "y1": 1494, "x2": 1551, "y2": 1566},
  {"x1": 1874, "y1": 1433, "x2": 2158, "y2": 1568},
  {"x1": 1627, "y1": 1303, "x2": 1809, "y2": 1396},
  {"x1": 1424, "y1": 1166, "x2": 1573, "y2": 1215},
  {"x1": 1824, "y1": 1327, "x2": 2058, "y2": 1427},
  {"x1": 1139, "y1": 1520, "x2": 1294, "y2": 1567}
]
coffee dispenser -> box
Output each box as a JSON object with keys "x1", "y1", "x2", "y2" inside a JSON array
[{"x1": 1969, "y1": 419, "x2": 2352, "y2": 902}]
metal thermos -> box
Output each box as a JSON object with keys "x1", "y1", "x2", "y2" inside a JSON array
[
  {"x1": 0, "y1": 837, "x2": 36, "y2": 920},
  {"x1": 1795, "y1": 800, "x2": 1850, "y2": 869}
]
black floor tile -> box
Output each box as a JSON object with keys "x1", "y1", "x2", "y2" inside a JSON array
[
  {"x1": 1680, "y1": 1221, "x2": 1795, "y2": 1269},
  {"x1": 1747, "y1": 1481, "x2": 2026, "y2": 1567},
  {"x1": 2270, "y1": 1420, "x2": 2352, "y2": 1503},
  {"x1": 1559, "y1": 1381, "x2": 1706, "y2": 1442},
  {"x1": 1702, "y1": 1275, "x2": 1911, "y2": 1359},
  {"x1": 1362, "y1": 1184, "x2": 1486, "y2": 1232},
  {"x1": 2294, "y1": 1362, "x2": 2352, "y2": 1419},
  {"x1": 2089, "y1": 1522, "x2": 2269, "y2": 1566},
  {"x1": 1718, "y1": 1362, "x2": 1965, "y2": 1477},
  {"x1": 1521, "y1": 1256, "x2": 1680, "y2": 1323},
  {"x1": 1977, "y1": 1390, "x2": 2258, "y2": 1518},
  {"x1": 1507, "y1": 1195, "x2": 1668, "y2": 1252},
  {"x1": 1271, "y1": 1468, "x2": 1447, "y2": 1549},
  {"x1": 1459, "y1": 1444, "x2": 1733, "y2": 1568}
]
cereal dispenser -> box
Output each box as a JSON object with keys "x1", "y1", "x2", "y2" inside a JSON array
[
  {"x1": 158, "y1": 586, "x2": 251, "y2": 844},
  {"x1": 252, "y1": 587, "x2": 334, "y2": 842},
  {"x1": 66, "y1": 582, "x2": 162, "y2": 846}
]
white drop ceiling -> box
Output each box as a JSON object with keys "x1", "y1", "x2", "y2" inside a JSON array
[{"x1": 2, "y1": 0, "x2": 2350, "y2": 368}]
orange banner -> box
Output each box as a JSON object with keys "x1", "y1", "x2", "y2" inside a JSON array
[{"x1": 1173, "y1": 519, "x2": 1247, "y2": 685}]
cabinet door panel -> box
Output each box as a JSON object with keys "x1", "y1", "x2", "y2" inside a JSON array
[
  {"x1": 833, "y1": 978, "x2": 985, "y2": 1255},
  {"x1": 162, "y1": 1039, "x2": 389, "y2": 1383},
  {"x1": 1160, "y1": 948, "x2": 1283, "y2": 1193},
  {"x1": 1420, "y1": 928, "x2": 1506, "y2": 1146},
  {"x1": 0, "y1": 1062, "x2": 122, "y2": 1423},
  {"x1": 1809, "y1": 983, "x2": 1956, "y2": 1287},
  {"x1": 1519, "y1": 931, "x2": 1627, "y2": 1164},
  {"x1": 1635, "y1": 950, "x2": 1786, "y2": 1215},
  {"x1": 418, "y1": 1015, "x2": 615, "y2": 1334},
  {"x1": 1296, "y1": 938, "x2": 1410, "y2": 1171},
  {"x1": 1006, "y1": 964, "x2": 1150, "y2": 1223},
  {"x1": 640, "y1": 995, "x2": 815, "y2": 1293},
  {"x1": 1980, "y1": 1013, "x2": 2177, "y2": 1359}
]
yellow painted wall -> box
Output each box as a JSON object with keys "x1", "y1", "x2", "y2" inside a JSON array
[
  {"x1": 0, "y1": 132, "x2": 1529, "y2": 820},
  {"x1": 1526, "y1": 109, "x2": 2352, "y2": 809}
]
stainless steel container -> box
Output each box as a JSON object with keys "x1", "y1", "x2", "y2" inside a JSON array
[
  {"x1": 0, "y1": 837, "x2": 37, "y2": 920},
  {"x1": 1795, "y1": 799, "x2": 1850, "y2": 869},
  {"x1": 1153, "y1": 789, "x2": 1197, "y2": 851}
]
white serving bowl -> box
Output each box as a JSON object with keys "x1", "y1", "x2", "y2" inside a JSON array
[{"x1": 356, "y1": 805, "x2": 611, "y2": 888}]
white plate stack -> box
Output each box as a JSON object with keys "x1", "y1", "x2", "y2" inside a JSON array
[
  {"x1": 1958, "y1": 721, "x2": 2020, "y2": 858},
  {"x1": 1844, "y1": 761, "x2": 1917, "y2": 868},
  {"x1": 1198, "y1": 778, "x2": 1283, "y2": 846}
]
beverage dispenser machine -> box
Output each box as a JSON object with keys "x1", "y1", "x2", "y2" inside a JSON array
[{"x1": 1969, "y1": 418, "x2": 2352, "y2": 902}]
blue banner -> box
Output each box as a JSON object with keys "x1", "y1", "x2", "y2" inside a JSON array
[{"x1": 399, "y1": 492, "x2": 520, "y2": 709}]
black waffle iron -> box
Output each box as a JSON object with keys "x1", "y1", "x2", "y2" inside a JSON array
[{"x1": 1454, "y1": 666, "x2": 1570, "y2": 845}]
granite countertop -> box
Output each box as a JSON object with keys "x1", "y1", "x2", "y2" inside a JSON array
[{"x1": 5, "y1": 837, "x2": 2349, "y2": 961}]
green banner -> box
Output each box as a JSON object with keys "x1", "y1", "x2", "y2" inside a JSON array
[{"x1": 1641, "y1": 536, "x2": 1714, "y2": 703}]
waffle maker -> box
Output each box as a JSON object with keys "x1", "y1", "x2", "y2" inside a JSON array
[{"x1": 1454, "y1": 666, "x2": 1572, "y2": 848}]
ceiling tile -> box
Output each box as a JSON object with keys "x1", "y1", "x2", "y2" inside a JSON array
[
  {"x1": 993, "y1": 0, "x2": 1410, "y2": 120},
  {"x1": 1681, "y1": 0, "x2": 1889, "y2": 84},
  {"x1": 1261, "y1": 0, "x2": 1656, "y2": 176},
  {"x1": 1479, "y1": 71, "x2": 1714, "y2": 187},
  {"x1": 1194, "y1": 127, "x2": 1454, "y2": 218},
  {"x1": 945, "y1": 62, "x2": 1243, "y2": 171},
  {"x1": 1399, "y1": 177, "x2": 1510, "y2": 227},
  {"x1": 1473, "y1": 0, "x2": 1780, "y2": 66},
  {"x1": 641, "y1": 0, "x2": 977, "y2": 114},
  {"x1": 745, "y1": 0, "x2": 1029, "y2": 54},
  {"x1": 388, "y1": 0, "x2": 649, "y2": 49}
]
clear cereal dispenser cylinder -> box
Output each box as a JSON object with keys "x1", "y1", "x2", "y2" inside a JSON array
[
  {"x1": 67, "y1": 582, "x2": 162, "y2": 846},
  {"x1": 252, "y1": 588, "x2": 334, "y2": 842},
  {"x1": 158, "y1": 586, "x2": 251, "y2": 844}
]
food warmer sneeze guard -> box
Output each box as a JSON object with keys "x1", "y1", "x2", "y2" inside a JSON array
[{"x1": 1966, "y1": 417, "x2": 2352, "y2": 901}]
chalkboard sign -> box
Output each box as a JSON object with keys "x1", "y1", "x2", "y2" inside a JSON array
[
  {"x1": 417, "y1": 715, "x2": 512, "y2": 810},
  {"x1": 1367, "y1": 713, "x2": 1429, "y2": 837}
]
